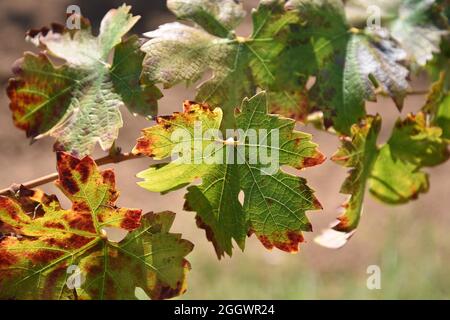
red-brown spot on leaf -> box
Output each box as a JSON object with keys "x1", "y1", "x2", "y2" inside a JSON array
[
  {"x1": 195, "y1": 216, "x2": 224, "y2": 259},
  {"x1": 44, "y1": 234, "x2": 92, "y2": 249},
  {"x1": 302, "y1": 152, "x2": 326, "y2": 168},
  {"x1": 68, "y1": 213, "x2": 96, "y2": 233},
  {"x1": 154, "y1": 281, "x2": 182, "y2": 300},
  {"x1": 0, "y1": 197, "x2": 20, "y2": 221},
  {"x1": 29, "y1": 249, "x2": 63, "y2": 264},
  {"x1": 410, "y1": 186, "x2": 419, "y2": 200},
  {"x1": 57, "y1": 151, "x2": 80, "y2": 170},
  {"x1": 77, "y1": 160, "x2": 91, "y2": 183},
  {"x1": 134, "y1": 137, "x2": 153, "y2": 156},
  {"x1": 183, "y1": 100, "x2": 196, "y2": 112},
  {"x1": 101, "y1": 169, "x2": 115, "y2": 186},
  {"x1": 304, "y1": 222, "x2": 313, "y2": 232},
  {"x1": 312, "y1": 197, "x2": 323, "y2": 210},
  {"x1": 152, "y1": 259, "x2": 190, "y2": 300},
  {"x1": 42, "y1": 264, "x2": 66, "y2": 299},
  {"x1": 72, "y1": 201, "x2": 90, "y2": 212},
  {"x1": 65, "y1": 234, "x2": 92, "y2": 248},
  {"x1": 257, "y1": 231, "x2": 304, "y2": 253},
  {"x1": 59, "y1": 166, "x2": 79, "y2": 195},
  {"x1": 43, "y1": 221, "x2": 65, "y2": 230},
  {"x1": 120, "y1": 209, "x2": 142, "y2": 231},
  {"x1": 257, "y1": 235, "x2": 274, "y2": 250},
  {"x1": 333, "y1": 215, "x2": 350, "y2": 232},
  {"x1": 286, "y1": 231, "x2": 304, "y2": 249},
  {"x1": 0, "y1": 248, "x2": 18, "y2": 267}
]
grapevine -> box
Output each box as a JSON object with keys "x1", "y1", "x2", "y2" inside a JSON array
[{"x1": 0, "y1": 0, "x2": 449, "y2": 299}]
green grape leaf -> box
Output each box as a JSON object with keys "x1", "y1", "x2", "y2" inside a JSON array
[
  {"x1": 133, "y1": 92, "x2": 324, "y2": 258},
  {"x1": 316, "y1": 112, "x2": 449, "y2": 248},
  {"x1": 141, "y1": 0, "x2": 300, "y2": 129},
  {"x1": 112, "y1": 35, "x2": 163, "y2": 117},
  {"x1": 7, "y1": 5, "x2": 162, "y2": 156},
  {"x1": 0, "y1": 152, "x2": 193, "y2": 300},
  {"x1": 285, "y1": 0, "x2": 409, "y2": 134}
]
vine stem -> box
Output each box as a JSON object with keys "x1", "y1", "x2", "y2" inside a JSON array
[
  {"x1": 408, "y1": 90, "x2": 429, "y2": 96},
  {"x1": 0, "y1": 152, "x2": 144, "y2": 196}
]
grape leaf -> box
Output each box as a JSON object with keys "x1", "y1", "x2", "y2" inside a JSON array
[
  {"x1": 316, "y1": 112, "x2": 448, "y2": 248},
  {"x1": 345, "y1": 0, "x2": 449, "y2": 66},
  {"x1": 388, "y1": 0, "x2": 448, "y2": 66},
  {"x1": 141, "y1": 0, "x2": 300, "y2": 129},
  {"x1": 112, "y1": 35, "x2": 163, "y2": 117},
  {"x1": 423, "y1": 71, "x2": 450, "y2": 139},
  {"x1": 369, "y1": 113, "x2": 449, "y2": 204},
  {"x1": 268, "y1": 89, "x2": 310, "y2": 121},
  {"x1": 285, "y1": 0, "x2": 409, "y2": 134},
  {"x1": 167, "y1": 0, "x2": 246, "y2": 37},
  {"x1": 0, "y1": 152, "x2": 193, "y2": 300},
  {"x1": 133, "y1": 92, "x2": 324, "y2": 258},
  {"x1": 7, "y1": 5, "x2": 162, "y2": 156},
  {"x1": 330, "y1": 116, "x2": 381, "y2": 232}
]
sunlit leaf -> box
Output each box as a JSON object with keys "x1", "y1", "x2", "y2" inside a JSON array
[
  {"x1": 316, "y1": 112, "x2": 448, "y2": 248},
  {"x1": 167, "y1": 0, "x2": 246, "y2": 37},
  {"x1": 285, "y1": 0, "x2": 409, "y2": 134},
  {"x1": 133, "y1": 92, "x2": 324, "y2": 258},
  {"x1": 370, "y1": 114, "x2": 449, "y2": 203},
  {"x1": 0, "y1": 152, "x2": 192, "y2": 300},
  {"x1": 423, "y1": 71, "x2": 450, "y2": 139},
  {"x1": 141, "y1": 0, "x2": 300, "y2": 129},
  {"x1": 7, "y1": 5, "x2": 162, "y2": 156}
]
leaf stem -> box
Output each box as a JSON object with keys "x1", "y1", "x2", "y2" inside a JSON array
[{"x1": 0, "y1": 152, "x2": 144, "y2": 196}]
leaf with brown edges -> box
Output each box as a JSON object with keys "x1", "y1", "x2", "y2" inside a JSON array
[
  {"x1": 0, "y1": 152, "x2": 193, "y2": 300},
  {"x1": 134, "y1": 92, "x2": 324, "y2": 258},
  {"x1": 7, "y1": 5, "x2": 162, "y2": 156}
]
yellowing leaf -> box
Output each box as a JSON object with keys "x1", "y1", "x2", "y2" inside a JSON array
[
  {"x1": 329, "y1": 115, "x2": 381, "y2": 233},
  {"x1": 316, "y1": 112, "x2": 448, "y2": 248},
  {"x1": 0, "y1": 152, "x2": 193, "y2": 300},
  {"x1": 133, "y1": 92, "x2": 324, "y2": 258},
  {"x1": 423, "y1": 71, "x2": 450, "y2": 140},
  {"x1": 7, "y1": 5, "x2": 162, "y2": 156},
  {"x1": 369, "y1": 113, "x2": 449, "y2": 204}
]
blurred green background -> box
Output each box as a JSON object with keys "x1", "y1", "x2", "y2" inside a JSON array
[{"x1": 0, "y1": 0, "x2": 449, "y2": 299}]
